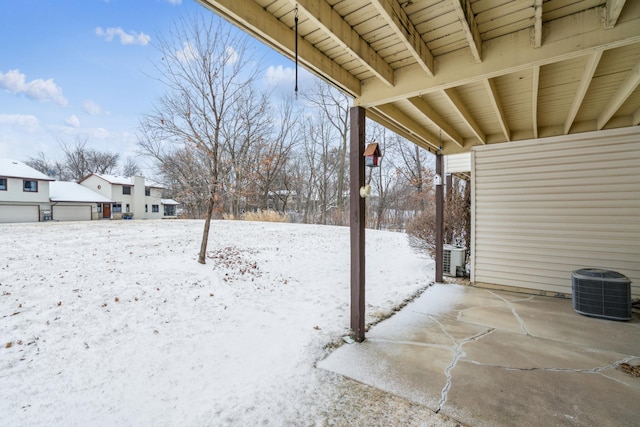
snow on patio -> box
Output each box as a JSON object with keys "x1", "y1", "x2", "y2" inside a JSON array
[{"x1": 1, "y1": 220, "x2": 456, "y2": 426}]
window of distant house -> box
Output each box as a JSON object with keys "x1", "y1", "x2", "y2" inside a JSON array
[
  {"x1": 0, "y1": 178, "x2": 7, "y2": 191},
  {"x1": 152, "y1": 204, "x2": 159, "y2": 213},
  {"x1": 23, "y1": 180, "x2": 38, "y2": 192},
  {"x1": 126, "y1": 204, "x2": 130, "y2": 213},
  {"x1": 97, "y1": 203, "x2": 102, "y2": 213},
  {"x1": 145, "y1": 204, "x2": 148, "y2": 213},
  {"x1": 113, "y1": 203, "x2": 122, "y2": 213},
  {"x1": 122, "y1": 186, "x2": 132, "y2": 195},
  {"x1": 145, "y1": 187, "x2": 150, "y2": 196}
]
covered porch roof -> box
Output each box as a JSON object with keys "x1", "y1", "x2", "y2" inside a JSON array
[{"x1": 197, "y1": 0, "x2": 640, "y2": 155}]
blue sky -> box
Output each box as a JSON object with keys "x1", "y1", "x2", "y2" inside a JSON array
[{"x1": 0, "y1": 0, "x2": 312, "y2": 170}]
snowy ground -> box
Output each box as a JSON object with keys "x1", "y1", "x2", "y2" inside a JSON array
[{"x1": 1, "y1": 220, "x2": 457, "y2": 426}]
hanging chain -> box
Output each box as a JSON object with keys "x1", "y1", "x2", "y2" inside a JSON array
[{"x1": 295, "y1": 5, "x2": 299, "y2": 99}]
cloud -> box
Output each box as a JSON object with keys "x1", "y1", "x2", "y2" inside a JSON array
[
  {"x1": 264, "y1": 65, "x2": 295, "y2": 87},
  {"x1": 0, "y1": 69, "x2": 68, "y2": 106},
  {"x1": 0, "y1": 114, "x2": 40, "y2": 131},
  {"x1": 166, "y1": 0, "x2": 182, "y2": 4},
  {"x1": 83, "y1": 100, "x2": 106, "y2": 115},
  {"x1": 177, "y1": 42, "x2": 197, "y2": 63},
  {"x1": 65, "y1": 115, "x2": 80, "y2": 128},
  {"x1": 224, "y1": 46, "x2": 239, "y2": 65},
  {"x1": 96, "y1": 27, "x2": 150, "y2": 46}
]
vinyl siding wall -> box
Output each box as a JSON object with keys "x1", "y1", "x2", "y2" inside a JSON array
[{"x1": 471, "y1": 127, "x2": 640, "y2": 298}]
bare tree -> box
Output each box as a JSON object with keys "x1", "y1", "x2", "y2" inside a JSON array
[
  {"x1": 138, "y1": 12, "x2": 261, "y2": 264},
  {"x1": 121, "y1": 157, "x2": 141, "y2": 177},
  {"x1": 60, "y1": 137, "x2": 119, "y2": 181}
]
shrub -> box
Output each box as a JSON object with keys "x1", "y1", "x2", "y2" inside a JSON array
[{"x1": 242, "y1": 210, "x2": 289, "y2": 223}]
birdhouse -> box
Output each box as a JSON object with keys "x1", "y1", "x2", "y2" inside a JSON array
[{"x1": 364, "y1": 143, "x2": 381, "y2": 167}]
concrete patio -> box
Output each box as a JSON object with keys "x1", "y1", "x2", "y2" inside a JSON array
[{"x1": 318, "y1": 283, "x2": 640, "y2": 426}]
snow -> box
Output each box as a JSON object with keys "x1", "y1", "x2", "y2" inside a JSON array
[
  {"x1": 0, "y1": 158, "x2": 53, "y2": 181},
  {"x1": 90, "y1": 174, "x2": 165, "y2": 189},
  {"x1": 0, "y1": 220, "x2": 454, "y2": 426},
  {"x1": 160, "y1": 199, "x2": 179, "y2": 205},
  {"x1": 49, "y1": 182, "x2": 113, "y2": 203}
]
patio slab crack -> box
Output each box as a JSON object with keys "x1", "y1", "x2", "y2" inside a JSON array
[
  {"x1": 487, "y1": 290, "x2": 531, "y2": 336},
  {"x1": 430, "y1": 315, "x2": 495, "y2": 413},
  {"x1": 464, "y1": 355, "x2": 637, "y2": 376}
]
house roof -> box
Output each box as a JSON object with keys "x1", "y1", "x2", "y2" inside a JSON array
[
  {"x1": 50, "y1": 181, "x2": 113, "y2": 203},
  {"x1": 0, "y1": 158, "x2": 54, "y2": 181},
  {"x1": 81, "y1": 173, "x2": 165, "y2": 189},
  {"x1": 161, "y1": 199, "x2": 179, "y2": 205},
  {"x1": 200, "y1": 0, "x2": 640, "y2": 155}
]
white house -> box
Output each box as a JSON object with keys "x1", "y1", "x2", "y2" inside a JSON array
[
  {"x1": 78, "y1": 173, "x2": 168, "y2": 220},
  {"x1": 0, "y1": 159, "x2": 54, "y2": 223},
  {"x1": 49, "y1": 181, "x2": 113, "y2": 221}
]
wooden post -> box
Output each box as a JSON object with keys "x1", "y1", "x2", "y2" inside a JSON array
[
  {"x1": 435, "y1": 153, "x2": 444, "y2": 283},
  {"x1": 350, "y1": 106, "x2": 366, "y2": 342}
]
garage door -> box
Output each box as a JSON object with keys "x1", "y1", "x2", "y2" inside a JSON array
[
  {"x1": 0, "y1": 205, "x2": 39, "y2": 223},
  {"x1": 52, "y1": 205, "x2": 91, "y2": 221}
]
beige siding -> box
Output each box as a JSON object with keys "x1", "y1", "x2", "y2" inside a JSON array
[
  {"x1": 444, "y1": 153, "x2": 471, "y2": 174},
  {"x1": 472, "y1": 127, "x2": 640, "y2": 297}
]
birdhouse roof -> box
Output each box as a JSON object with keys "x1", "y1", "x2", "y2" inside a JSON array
[{"x1": 363, "y1": 143, "x2": 381, "y2": 157}]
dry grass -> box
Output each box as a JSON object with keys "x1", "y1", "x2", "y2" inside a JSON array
[{"x1": 242, "y1": 210, "x2": 289, "y2": 223}]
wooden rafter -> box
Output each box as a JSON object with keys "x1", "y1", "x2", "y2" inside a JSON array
[
  {"x1": 355, "y1": 5, "x2": 640, "y2": 106},
  {"x1": 597, "y1": 59, "x2": 640, "y2": 129},
  {"x1": 408, "y1": 97, "x2": 464, "y2": 147},
  {"x1": 604, "y1": 0, "x2": 627, "y2": 29},
  {"x1": 370, "y1": 0, "x2": 435, "y2": 77},
  {"x1": 196, "y1": 0, "x2": 360, "y2": 96},
  {"x1": 374, "y1": 104, "x2": 442, "y2": 150},
  {"x1": 532, "y1": 66, "x2": 540, "y2": 138},
  {"x1": 484, "y1": 78, "x2": 510, "y2": 141},
  {"x1": 292, "y1": 0, "x2": 395, "y2": 87},
  {"x1": 451, "y1": 0, "x2": 482, "y2": 62},
  {"x1": 441, "y1": 87, "x2": 486, "y2": 144},
  {"x1": 564, "y1": 51, "x2": 603, "y2": 134},
  {"x1": 533, "y1": 0, "x2": 543, "y2": 48},
  {"x1": 634, "y1": 108, "x2": 640, "y2": 125}
]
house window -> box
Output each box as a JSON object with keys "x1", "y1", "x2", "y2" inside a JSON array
[
  {"x1": 97, "y1": 203, "x2": 102, "y2": 213},
  {"x1": 122, "y1": 186, "x2": 132, "y2": 195},
  {"x1": 152, "y1": 205, "x2": 159, "y2": 213},
  {"x1": 145, "y1": 204, "x2": 148, "y2": 213},
  {"x1": 0, "y1": 178, "x2": 6, "y2": 191},
  {"x1": 164, "y1": 205, "x2": 176, "y2": 216},
  {"x1": 113, "y1": 203, "x2": 122, "y2": 213},
  {"x1": 23, "y1": 180, "x2": 38, "y2": 192},
  {"x1": 126, "y1": 204, "x2": 130, "y2": 213},
  {"x1": 145, "y1": 187, "x2": 151, "y2": 196}
]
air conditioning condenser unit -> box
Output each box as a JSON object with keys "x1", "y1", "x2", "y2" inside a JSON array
[{"x1": 443, "y1": 244, "x2": 466, "y2": 277}]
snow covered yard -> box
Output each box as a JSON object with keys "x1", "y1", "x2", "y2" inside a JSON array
[{"x1": 1, "y1": 220, "x2": 455, "y2": 426}]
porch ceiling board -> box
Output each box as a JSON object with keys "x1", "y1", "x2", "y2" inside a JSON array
[{"x1": 199, "y1": 0, "x2": 640, "y2": 155}]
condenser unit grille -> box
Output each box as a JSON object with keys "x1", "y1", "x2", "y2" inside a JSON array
[
  {"x1": 572, "y1": 269, "x2": 631, "y2": 321},
  {"x1": 443, "y1": 250, "x2": 451, "y2": 274}
]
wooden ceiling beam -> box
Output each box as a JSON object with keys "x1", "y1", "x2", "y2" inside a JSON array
[
  {"x1": 604, "y1": 0, "x2": 627, "y2": 29},
  {"x1": 597, "y1": 59, "x2": 640, "y2": 129},
  {"x1": 374, "y1": 104, "x2": 442, "y2": 150},
  {"x1": 564, "y1": 51, "x2": 603, "y2": 134},
  {"x1": 355, "y1": 3, "x2": 640, "y2": 106},
  {"x1": 532, "y1": 0, "x2": 543, "y2": 48},
  {"x1": 370, "y1": 0, "x2": 435, "y2": 77},
  {"x1": 632, "y1": 108, "x2": 640, "y2": 125},
  {"x1": 441, "y1": 87, "x2": 486, "y2": 144},
  {"x1": 292, "y1": 0, "x2": 395, "y2": 87},
  {"x1": 196, "y1": 0, "x2": 360, "y2": 96},
  {"x1": 408, "y1": 97, "x2": 464, "y2": 147},
  {"x1": 366, "y1": 108, "x2": 437, "y2": 154},
  {"x1": 484, "y1": 78, "x2": 511, "y2": 141},
  {"x1": 451, "y1": 0, "x2": 482, "y2": 62}
]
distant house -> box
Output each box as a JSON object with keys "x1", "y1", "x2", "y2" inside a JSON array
[
  {"x1": 0, "y1": 159, "x2": 178, "y2": 223},
  {"x1": 78, "y1": 173, "x2": 175, "y2": 220},
  {"x1": 49, "y1": 181, "x2": 113, "y2": 221},
  {"x1": 0, "y1": 159, "x2": 54, "y2": 223}
]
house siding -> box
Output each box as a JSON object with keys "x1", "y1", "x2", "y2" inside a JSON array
[{"x1": 471, "y1": 127, "x2": 640, "y2": 298}]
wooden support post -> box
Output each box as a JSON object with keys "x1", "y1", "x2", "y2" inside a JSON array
[
  {"x1": 350, "y1": 106, "x2": 366, "y2": 342},
  {"x1": 435, "y1": 153, "x2": 444, "y2": 283}
]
